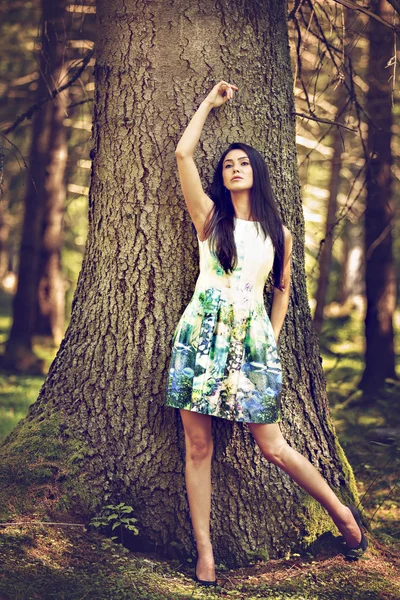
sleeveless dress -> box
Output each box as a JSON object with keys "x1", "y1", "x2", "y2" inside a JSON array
[{"x1": 165, "y1": 218, "x2": 282, "y2": 424}]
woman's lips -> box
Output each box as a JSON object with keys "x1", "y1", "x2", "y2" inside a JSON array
[{"x1": 231, "y1": 177, "x2": 243, "y2": 181}]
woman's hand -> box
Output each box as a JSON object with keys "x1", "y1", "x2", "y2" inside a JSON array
[{"x1": 203, "y1": 80, "x2": 238, "y2": 108}]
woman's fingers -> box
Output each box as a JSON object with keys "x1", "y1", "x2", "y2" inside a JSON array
[
  {"x1": 218, "y1": 80, "x2": 238, "y2": 91},
  {"x1": 203, "y1": 80, "x2": 238, "y2": 107},
  {"x1": 217, "y1": 81, "x2": 238, "y2": 102}
]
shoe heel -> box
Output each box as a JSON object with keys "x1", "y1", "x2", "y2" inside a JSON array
[{"x1": 345, "y1": 504, "x2": 369, "y2": 560}]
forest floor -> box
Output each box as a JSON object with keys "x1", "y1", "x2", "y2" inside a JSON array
[{"x1": 0, "y1": 299, "x2": 400, "y2": 599}]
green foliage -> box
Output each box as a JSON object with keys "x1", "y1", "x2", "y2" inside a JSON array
[
  {"x1": 0, "y1": 372, "x2": 44, "y2": 440},
  {"x1": 89, "y1": 502, "x2": 139, "y2": 545}
]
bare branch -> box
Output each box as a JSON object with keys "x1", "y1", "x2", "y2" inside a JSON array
[
  {"x1": 329, "y1": 0, "x2": 400, "y2": 33},
  {"x1": 1, "y1": 48, "x2": 95, "y2": 136},
  {"x1": 294, "y1": 111, "x2": 356, "y2": 131},
  {"x1": 387, "y1": 0, "x2": 400, "y2": 16}
]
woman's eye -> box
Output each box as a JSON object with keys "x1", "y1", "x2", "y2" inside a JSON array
[{"x1": 241, "y1": 161, "x2": 249, "y2": 166}]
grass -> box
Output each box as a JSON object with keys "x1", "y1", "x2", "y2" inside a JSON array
[
  {"x1": 0, "y1": 373, "x2": 45, "y2": 439},
  {"x1": 0, "y1": 300, "x2": 400, "y2": 599},
  {"x1": 319, "y1": 311, "x2": 400, "y2": 569},
  {"x1": 0, "y1": 291, "x2": 57, "y2": 440},
  {"x1": 0, "y1": 524, "x2": 399, "y2": 599}
]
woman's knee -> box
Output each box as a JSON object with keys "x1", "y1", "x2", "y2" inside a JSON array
[
  {"x1": 247, "y1": 423, "x2": 289, "y2": 464},
  {"x1": 180, "y1": 410, "x2": 213, "y2": 463},
  {"x1": 261, "y1": 439, "x2": 289, "y2": 464},
  {"x1": 185, "y1": 432, "x2": 213, "y2": 463}
]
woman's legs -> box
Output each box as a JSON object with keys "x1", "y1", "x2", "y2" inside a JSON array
[
  {"x1": 179, "y1": 409, "x2": 216, "y2": 580},
  {"x1": 247, "y1": 422, "x2": 362, "y2": 548}
]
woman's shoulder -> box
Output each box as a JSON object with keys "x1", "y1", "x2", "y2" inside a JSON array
[
  {"x1": 282, "y1": 225, "x2": 293, "y2": 253},
  {"x1": 282, "y1": 225, "x2": 292, "y2": 240}
]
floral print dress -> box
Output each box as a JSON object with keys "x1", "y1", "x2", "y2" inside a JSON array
[{"x1": 165, "y1": 218, "x2": 282, "y2": 424}]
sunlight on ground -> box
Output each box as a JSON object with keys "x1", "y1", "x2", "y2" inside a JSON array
[{"x1": 0, "y1": 299, "x2": 399, "y2": 599}]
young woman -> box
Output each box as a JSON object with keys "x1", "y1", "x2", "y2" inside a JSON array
[{"x1": 165, "y1": 81, "x2": 368, "y2": 586}]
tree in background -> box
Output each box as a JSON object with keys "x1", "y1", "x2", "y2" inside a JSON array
[
  {"x1": 4, "y1": 0, "x2": 70, "y2": 369},
  {"x1": 290, "y1": 2, "x2": 398, "y2": 395},
  {"x1": 313, "y1": 93, "x2": 349, "y2": 335},
  {"x1": 337, "y1": 217, "x2": 364, "y2": 307},
  {"x1": 1, "y1": 0, "x2": 361, "y2": 566},
  {"x1": 360, "y1": 0, "x2": 397, "y2": 392},
  {"x1": 2, "y1": 1, "x2": 95, "y2": 370}
]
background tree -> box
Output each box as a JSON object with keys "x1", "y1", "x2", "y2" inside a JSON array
[
  {"x1": 359, "y1": 0, "x2": 397, "y2": 392},
  {"x1": 3, "y1": 0, "x2": 95, "y2": 370},
  {"x1": 1, "y1": 0, "x2": 362, "y2": 567},
  {"x1": 290, "y1": 1, "x2": 398, "y2": 394},
  {"x1": 337, "y1": 217, "x2": 364, "y2": 307},
  {"x1": 4, "y1": 0, "x2": 70, "y2": 369},
  {"x1": 313, "y1": 94, "x2": 348, "y2": 334}
]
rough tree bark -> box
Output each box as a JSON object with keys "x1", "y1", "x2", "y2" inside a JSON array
[
  {"x1": 0, "y1": 0, "x2": 361, "y2": 566},
  {"x1": 359, "y1": 0, "x2": 397, "y2": 391},
  {"x1": 5, "y1": 0, "x2": 68, "y2": 368}
]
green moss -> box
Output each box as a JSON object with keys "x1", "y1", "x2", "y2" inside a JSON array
[
  {"x1": 332, "y1": 436, "x2": 360, "y2": 506},
  {"x1": 0, "y1": 523, "x2": 397, "y2": 600},
  {"x1": 0, "y1": 408, "x2": 99, "y2": 521},
  {"x1": 296, "y1": 495, "x2": 336, "y2": 549},
  {"x1": 2, "y1": 411, "x2": 62, "y2": 461}
]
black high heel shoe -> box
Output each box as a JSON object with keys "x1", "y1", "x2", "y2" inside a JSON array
[
  {"x1": 193, "y1": 555, "x2": 218, "y2": 587},
  {"x1": 344, "y1": 504, "x2": 369, "y2": 561}
]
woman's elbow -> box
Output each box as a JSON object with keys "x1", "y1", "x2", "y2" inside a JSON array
[
  {"x1": 175, "y1": 147, "x2": 191, "y2": 159},
  {"x1": 274, "y1": 281, "x2": 290, "y2": 297}
]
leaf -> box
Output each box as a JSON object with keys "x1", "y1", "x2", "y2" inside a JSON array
[
  {"x1": 107, "y1": 514, "x2": 118, "y2": 520},
  {"x1": 126, "y1": 526, "x2": 139, "y2": 534},
  {"x1": 112, "y1": 522, "x2": 120, "y2": 530}
]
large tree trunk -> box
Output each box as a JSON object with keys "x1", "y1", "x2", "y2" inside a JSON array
[
  {"x1": 359, "y1": 0, "x2": 397, "y2": 391},
  {"x1": 5, "y1": 0, "x2": 68, "y2": 368},
  {"x1": 1, "y1": 0, "x2": 361, "y2": 566}
]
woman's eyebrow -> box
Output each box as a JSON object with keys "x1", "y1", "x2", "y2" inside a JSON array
[{"x1": 223, "y1": 156, "x2": 249, "y2": 164}]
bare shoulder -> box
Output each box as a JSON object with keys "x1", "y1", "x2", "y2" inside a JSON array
[
  {"x1": 282, "y1": 226, "x2": 293, "y2": 256},
  {"x1": 283, "y1": 225, "x2": 292, "y2": 242}
]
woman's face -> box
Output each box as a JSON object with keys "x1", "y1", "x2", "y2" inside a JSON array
[{"x1": 222, "y1": 149, "x2": 253, "y2": 192}]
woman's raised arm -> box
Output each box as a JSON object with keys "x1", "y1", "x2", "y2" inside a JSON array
[{"x1": 175, "y1": 81, "x2": 238, "y2": 239}]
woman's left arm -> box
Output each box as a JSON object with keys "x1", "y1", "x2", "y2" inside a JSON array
[{"x1": 270, "y1": 226, "x2": 293, "y2": 343}]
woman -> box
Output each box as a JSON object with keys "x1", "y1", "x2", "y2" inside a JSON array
[{"x1": 165, "y1": 81, "x2": 368, "y2": 586}]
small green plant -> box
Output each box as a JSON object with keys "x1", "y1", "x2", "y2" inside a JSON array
[{"x1": 89, "y1": 502, "x2": 139, "y2": 544}]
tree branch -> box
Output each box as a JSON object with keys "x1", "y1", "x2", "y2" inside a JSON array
[
  {"x1": 1, "y1": 48, "x2": 95, "y2": 136},
  {"x1": 387, "y1": 0, "x2": 400, "y2": 16},
  {"x1": 293, "y1": 111, "x2": 356, "y2": 131},
  {"x1": 330, "y1": 0, "x2": 400, "y2": 34}
]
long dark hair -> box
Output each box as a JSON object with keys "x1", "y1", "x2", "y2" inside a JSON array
[{"x1": 202, "y1": 142, "x2": 285, "y2": 290}]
